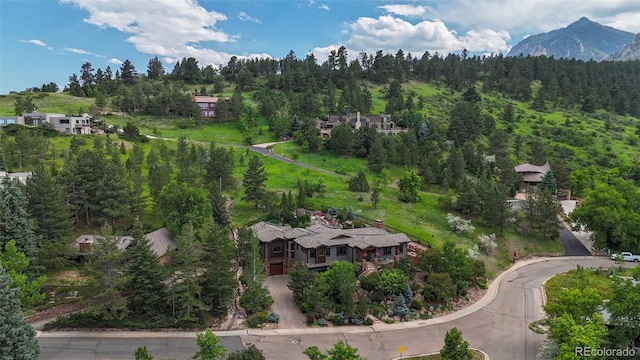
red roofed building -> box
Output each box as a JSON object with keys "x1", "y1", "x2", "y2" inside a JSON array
[{"x1": 191, "y1": 94, "x2": 220, "y2": 118}]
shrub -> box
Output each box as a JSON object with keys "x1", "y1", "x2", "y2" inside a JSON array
[
  {"x1": 359, "y1": 272, "x2": 380, "y2": 292},
  {"x1": 363, "y1": 317, "x2": 374, "y2": 326},
  {"x1": 256, "y1": 310, "x2": 268, "y2": 323},
  {"x1": 411, "y1": 299, "x2": 424, "y2": 310},
  {"x1": 240, "y1": 281, "x2": 274, "y2": 315},
  {"x1": 467, "y1": 245, "x2": 480, "y2": 260},
  {"x1": 267, "y1": 313, "x2": 280, "y2": 323},
  {"x1": 393, "y1": 295, "x2": 409, "y2": 319},
  {"x1": 350, "y1": 315, "x2": 364, "y2": 325},
  {"x1": 477, "y1": 233, "x2": 497, "y2": 255},
  {"x1": 317, "y1": 318, "x2": 327, "y2": 326},
  {"x1": 376, "y1": 269, "x2": 409, "y2": 296},
  {"x1": 348, "y1": 171, "x2": 370, "y2": 192},
  {"x1": 447, "y1": 213, "x2": 475, "y2": 234}
]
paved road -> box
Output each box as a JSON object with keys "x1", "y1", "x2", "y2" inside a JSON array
[
  {"x1": 559, "y1": 222, "x2": 591, "y2": 256},
  {"x1": 38, "y1": 257, "x2": 627, "y2": 360}
]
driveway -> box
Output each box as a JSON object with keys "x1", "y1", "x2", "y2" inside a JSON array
[{"x1": 263, "y1": 275, "x2": 307, "y2": 329}]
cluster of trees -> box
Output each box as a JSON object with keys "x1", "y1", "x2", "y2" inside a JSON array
[{"x1": 539, "y1": 266, "x2": 640, "y2": 359}]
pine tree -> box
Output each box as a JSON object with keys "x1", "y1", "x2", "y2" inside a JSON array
[
  {"x1": 80, "y1": 224, "x2": 129, "y2": 320},
  {"x1": 539, "y1": 170, "x2": 557, "y2": 195},
  {"x1": 210, "y1": 187, "x2": 230, "y2": 226},
  {"x1": 0, "y1": 265, "x2": 40, "y2": 359},
  {"x1": 242, "y1": 155, "x2": 267, "y2": 208},
  {"x1": 26, "y1": 165, "x2": 74, "y2": 269},
  {"x1": 371, "y1": 187, "x2": 380, "y2": 209},
  {"x1": 0, "y1": 177, "x2": 41, "y2": 279},
  {"x1": 199, "y1": 222, "x2": 236, "y2": 317},
  {"x1": 168, "y1": 224, "x2": 207, "y2": 323},
  {"x1": 148, "y1": 160, "x2": 171, "y2": 203},
  {"x1": 0, "y1": 147, "x2": 6, "y2": 171},
  {"x1": 127, "y1": 221, "x2": 168, "y2": 319},
  {"x1": 367, "y1": 137, "x2": 387, "y2": 173},
  {"x1": 205, "y1": 143, "x2": 235, "y2": 191},
  {"x1": 440, "y1": 327, "x2": 473, "y2": 360},
  {"x1": 96, "y1": 156, "x2": 131, "y2": 229}
]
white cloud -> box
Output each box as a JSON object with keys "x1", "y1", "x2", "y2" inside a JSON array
[
  {"x1": 238, "y1": 11, "x2": 261, "y2": 24},
  {"x1": 344, "y1": 15, "x2": 510, "y2": 55},
  {"x1": 61, "y1": 0, "x2": 269, "y2": 67},
  {"x1": 108, "y1": 58, "x2": 123, "y2": 65},
  {"x1": 20, "y1": 39, "x2": 54, "y2": 50},
  {"x1": 308, "y1": 0, "x2": 315, "y2": 5},
  {"x1": 319, "y1": 4, "x2": 330, "y2": 11},
  {"x1": 64, "y1": 47, "x2": 105, "y2": 57},
  {"x1": 378, "y1": 4, "x2": 429, "y2": 17}
]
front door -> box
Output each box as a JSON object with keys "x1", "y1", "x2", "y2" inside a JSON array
[{"x1": 317, "y1": 247, "x2": 326, "y2": 264}]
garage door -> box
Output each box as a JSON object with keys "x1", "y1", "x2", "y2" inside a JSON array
[{"x1": 269, "y1": 263, "x2": 284, "y2": 276}]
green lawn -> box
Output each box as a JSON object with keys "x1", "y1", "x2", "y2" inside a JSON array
[
  {"x1": 0, "y1": 92, "x2": 96, "y2": 116},
  {"x1": 104, "y1": 115, "x2": 275, "y2": 145},
  {"x1": 544, "y1": 266, "x2": 635, "y2": 302}
]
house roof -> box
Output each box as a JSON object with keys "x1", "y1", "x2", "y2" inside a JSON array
[
  {"x1": 74, "y1": 227, "x2": 176, "y2": 258},
  {"x1": 514, "y1": 162, "x2": 551, "y2": 175},
  {"x1": 192, "y1": 95, "x2": 220, "y2": 103},
  {"x1": 250, "y1": 221, "x2": 312, "y2": 243},
  {"x1": 251, "y1": 221, "x2": 410, "y2": 249},
  {"x1": 145, "y1": 227, "x2": 178, "y2": 258}
]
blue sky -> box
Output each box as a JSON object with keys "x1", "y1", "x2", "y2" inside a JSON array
[{"x1": 1, "y1": 0, "x2": 640, "y2": 94}]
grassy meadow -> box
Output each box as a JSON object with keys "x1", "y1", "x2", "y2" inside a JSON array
[
  {"x1": 0, "y1": 92, "x2": 96, "y2": 116},
  {"x1": 544, "y1": 266, "x2": 635, "y2": 302}
]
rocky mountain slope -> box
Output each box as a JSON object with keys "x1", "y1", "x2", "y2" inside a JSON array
[
  {"x1": 507, "y1": 17, "x2": 635, "y2": 61},
  {"x1": 607, "y1": 33, "x2": 640, "y2": 61}
]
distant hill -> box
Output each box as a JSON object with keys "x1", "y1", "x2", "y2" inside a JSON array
[
  {"x1": 507, "y1": 17, "x2": 635, "y2": 61},
  {"x1": 607, "y1": 33, "x2": 640, "y2": 61}
]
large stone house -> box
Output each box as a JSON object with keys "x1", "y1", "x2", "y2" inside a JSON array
[
  {"x1": 315, "y1": 112, "x2": 407, "y2": 138},
  {"x1": 250, "y1": 221, "x2": 410, "y2": 276},
  {"x1": 0, "y1": 112, "x2": 92, "y2": 134}
]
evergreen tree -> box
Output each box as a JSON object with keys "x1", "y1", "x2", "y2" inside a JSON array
[
  {"x1": 205, "y1": 143, "x2": 235, "y2": 191},
  {"x1": 539, "y1": 170, "x2": 557, "y2": 195},
  {"x1": 96, "y1": 156, "x2": 131, "y2": 229},
  {"x1": 0, "y1": 147, "x2": 6, "y2": 171},
  {"x1": 210, "y1": 187, "x2": 230, "y2": 226},
  {"x1": 148, "y1": 160, "x2": 171, "y2": 203},
  {"x1": 80, "y1": 224, "x2": 129, "y2": 320},
  {"x1": 0, "y1": 265, "x2": 40, "y2": 359},
  {"x1": 147, "y1": 56, "x2": 165, "y2": 79},
  {"x1": 169, "y1": 224, "x2": 207, "y2": 323},
  {"x1": 348, "y1": 171, "x2": 369, "y2": 192},
  {"x1": 440, "y1": 327, "x2": 473, "y2": 360},
  {"x1": 446, "y1": 147, "x2": 466, "y2": 190},
  {"x1": 481, "y1": 183, "x2": 511, "y2": 234},
  {"x1": 199, "y1": 222, "x2": 236, "y2": 317},
  {"x1": 127, "y1": 221, "x2": 168, "y2": 319},
  {"x1": 227, "y1": 345, "x2": 266, "y2": 360},
  {"x1": 0, "y1": 177, "x2": 41, "y2": 279},
  {"x1": 370, "y1": 187, "x2": 380, "y2": 209},
  {"x1": 242, "y1": 156, "x2": 267, "y2": 208},
  {"x1": 367, "y1": 137, "x2": 387, "y2": 173},
  {"x1": 26, "y1": 165, "x2": 74, "y2": 269}
]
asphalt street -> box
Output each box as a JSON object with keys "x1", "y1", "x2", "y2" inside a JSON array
[
  {"x1": 559, "y1": 222, "x2": 591, "y2": 256},
  {"x1": 38, "y1": 257, "x2": 626, "y2": 360}
]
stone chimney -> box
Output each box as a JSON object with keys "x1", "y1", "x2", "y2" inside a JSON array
[{"x1": 355, "y1": 111, "x2": 361, "y2": 130}]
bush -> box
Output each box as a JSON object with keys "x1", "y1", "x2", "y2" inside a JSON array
[
  {"x1": 467, "y1": 245, "x2": 480, "y2": 260},
  {"x1": 411, "y1": 299, "x2": 424, "y2": 310},
  {"x1": 245, "y1": 317, "x2": 264, "y2": 328},
  {"x1": 447, "y1": 213, "x2": 475, "y2": 234},
  {"x1": 376, "y1": 269, "x2": 409, "y2": 296},
  {"x1": 477, "y1": 233, "x2": 497, "y2": 255},
  {"x1": 331, "y1": 312, "x2": 349, "y2": 325},
  {"x1": 350, "y1": 315, "x2": 364, "y2": 325},
  {"x1": 359, "y1": 272, "x2": 380, "y2": 292},
  {"x1": 363, "y1": 317, "x2": 374, "y2": 326},
  {"x1": 267, "y1": 313, "x2": 280, "y2": 323},
  {"x1": 393, "y1": 295, "x2": 409, "y2": 319},
  {"x1": 317, "y1": 318, "x2": 327, "y2": 326},
  {"x1": 348, "y1": 171, "x2": 370, "y2": 192},
  {"x1": 240, "y1": 281, "x2": 274, "y2": 315}
]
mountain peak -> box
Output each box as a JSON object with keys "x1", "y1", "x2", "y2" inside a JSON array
[{"x1": 508, "y1": 18, "x2": 635, "y2": 61}]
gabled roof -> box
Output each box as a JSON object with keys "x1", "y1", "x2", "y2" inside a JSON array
[
  {"x1": 251, "y1": 221, "x2": 411, "y2": 249},
  {"x1": 74, "y1": 227, "x2": 176, "y2": 258},
  {"x1": 250, "y1": 221, "x2": 312, "y2": 243},
  {"x1": 514, "y1": 161, "x2": 551, "y2": 174},
  {"x1": 192, "y1": 95, "x2": 221, "y2": 103},
  {"x1": 145, "y1": 227, "x2": 177, "y2": 258}
]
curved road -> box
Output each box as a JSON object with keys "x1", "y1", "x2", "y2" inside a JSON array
[{"x1": 38, "y1": 256, "x2": 627, "y2": 360}]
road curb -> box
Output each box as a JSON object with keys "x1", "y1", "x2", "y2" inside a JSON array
[{"x1": 390, "y1": 348, "x2": 489, "y2": 360}]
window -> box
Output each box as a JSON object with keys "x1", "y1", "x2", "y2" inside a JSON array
[
  {"x1": 309, "y1": 249, "x2": 316, "y2": 258},
  {"x1": 60, "y1": 119, "x2": 70, "y2": 124},
  {"x1": 318, "y1": 248, "x2": 324, "y2": 256},
  {"x1": 337, "y1": 246, "x2": 347, "y2": 256},
  {"x1": 383, "y1": 247, "x2": 392, "y2": 256},
  {"x1": 273, "y1": 245, "x2": 282, "y2": 254}
]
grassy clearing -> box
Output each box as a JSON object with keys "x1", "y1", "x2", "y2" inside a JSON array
[
  {"x1": 544, "y1": 266, "x2": 635, "y2": 302},
  {"x1": 104, "y1": 115, "x2": 275, "y2": 145},
  {"x1": 0, "y1": 92, "x2": 96, "y2": 116}
]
